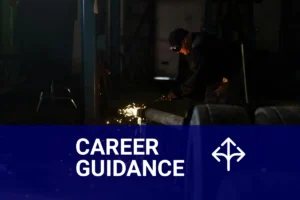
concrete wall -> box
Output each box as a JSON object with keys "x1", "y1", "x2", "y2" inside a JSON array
[{"x1": 154, "y1": 0, "x2": 205, "y2": 77}]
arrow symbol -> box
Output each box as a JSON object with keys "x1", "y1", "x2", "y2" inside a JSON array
[{"x1": 212, "y1": 137, "x2": 245, "y2": 171}]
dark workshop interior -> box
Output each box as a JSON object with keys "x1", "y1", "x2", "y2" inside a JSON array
[{"x1": 0, "y1": 0, "x2": 299, "y2": 125}]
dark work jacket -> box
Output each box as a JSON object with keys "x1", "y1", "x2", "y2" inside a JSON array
[{"x1": 173, "y1": 32, "x2": 240, "y2": 101}]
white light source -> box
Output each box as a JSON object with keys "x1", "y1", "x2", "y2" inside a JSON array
[{"x1": 154, "y1": 76, "x2": 175, "y2": 80}]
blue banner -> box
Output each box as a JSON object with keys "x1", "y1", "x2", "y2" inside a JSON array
[{"x1": 0, "y1": 126, "x2": 300, "y2": 200}]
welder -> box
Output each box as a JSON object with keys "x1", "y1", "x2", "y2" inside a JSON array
[{"x1": 167, "y1": 28, "x2": 243, "y2": 104}]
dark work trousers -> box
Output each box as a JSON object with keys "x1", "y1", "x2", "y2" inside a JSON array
[{"x1": 15, "y1": 5, "x2": 74, "y2": 94}]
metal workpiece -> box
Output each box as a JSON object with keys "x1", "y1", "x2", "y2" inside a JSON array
[{"x1": 138, "y1": 108, "x2": 185, "y2": 125}]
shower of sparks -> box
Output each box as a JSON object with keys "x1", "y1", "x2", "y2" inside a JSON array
[
  {"x1": 118, "y1": 103, "x2": 146, "y2": 118},
  {"x1": 105, "y1": 95, "x2": 174, "y2": 125},
  {"x1": 105, "y1": 103, "x2": 147, "y2": 125}
]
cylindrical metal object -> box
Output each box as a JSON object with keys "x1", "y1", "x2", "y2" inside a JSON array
[
  {"x1": 81, "y1": 0, "x2": 99, "y2": 123},
  {"x1": 142, "y1": 108, "x2": 184, "y2": 125},
  {"x1": 241, "y1": 43, "x2": 249, "y2": 104}
]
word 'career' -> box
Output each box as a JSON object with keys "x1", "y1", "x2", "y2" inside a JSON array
[{"x1": 76, "y1": 138, "x2": 159, "y2": 156}]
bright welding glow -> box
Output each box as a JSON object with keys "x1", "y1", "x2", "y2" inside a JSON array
[{"x1": 118, "y1": 103, "x2": 146, "y2": 118}]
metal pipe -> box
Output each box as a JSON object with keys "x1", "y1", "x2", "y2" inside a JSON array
[
  {"x1": 107, "y1": 0, "x2": 111, "y2": 67},
  {"x1": 81, "y1": 0, "x2": 99, "y2": 123},
  {"x1": 120, "y1": 0, "x2": 124, "y2": 75},
  {"x1": 140, "y1": 108, "x2": 184, "y2": 125},
  {"x1": 110, "y1": 0, "x2": 121, "y2": 74},
  {"x1": 241, "y1": 43, "x2": 249, "y2": 104}
]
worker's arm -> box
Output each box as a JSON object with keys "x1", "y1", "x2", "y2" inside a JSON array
[
  {"x1": 171, "y1": 66, "x2": 202, "y2": 98},
  {"x1": 168, "y1": 49, "x2": 207, "y2": 99}
]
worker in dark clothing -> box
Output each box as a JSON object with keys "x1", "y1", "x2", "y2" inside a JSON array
[
  {"x1": 167, "y1": 28, "x2": 243, "y2": 104},
  {"x1": 9, "y1": 0, "x2": 77, "y2": 92}
]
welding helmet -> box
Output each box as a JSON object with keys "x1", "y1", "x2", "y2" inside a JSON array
[{"x1": 168, "y1": 28, "x2": 189, "y2": 52}]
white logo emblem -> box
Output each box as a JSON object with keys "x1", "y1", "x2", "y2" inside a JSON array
[{"x1": 212, "y1": 138, "x2": 245, "y2": 171}]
